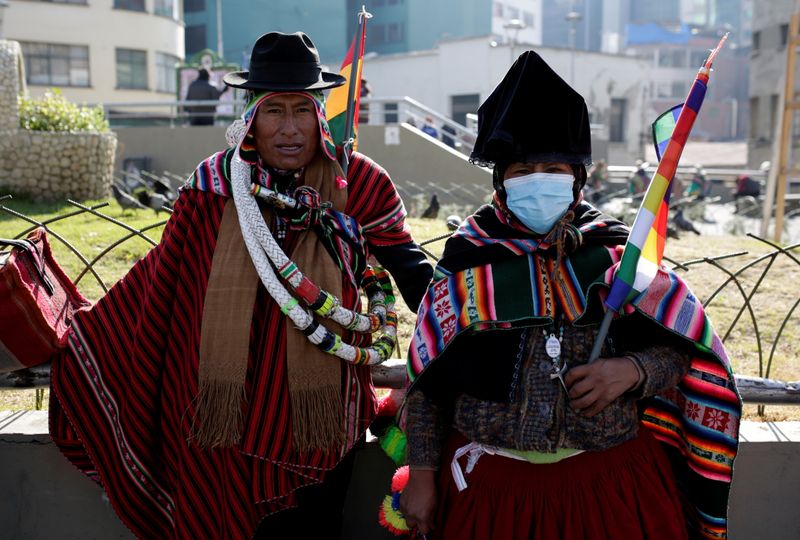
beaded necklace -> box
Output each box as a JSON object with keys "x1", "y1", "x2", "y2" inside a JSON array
[{"x1": 231, "y1": 154, "x2": 397, "y2": 366}]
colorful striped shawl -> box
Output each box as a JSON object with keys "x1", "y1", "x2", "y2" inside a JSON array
[
  {"x1": 408, "y1": 243, "x2": 740, "y2": 539},
  {"x1": 185, "y1": 147, "x2": 409, "y2": 244}
]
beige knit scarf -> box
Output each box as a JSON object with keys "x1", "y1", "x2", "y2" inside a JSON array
[{"x1": 191, "y1": 151, "x2": 349, "y2": 452}]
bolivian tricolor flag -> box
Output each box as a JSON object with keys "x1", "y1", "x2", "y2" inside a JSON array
[
  {"x1": 326, "y1": 21, "x2": 367, "y2": 154},
  {"x1": 604, "y1": 33, "x2": 728, "y2": 312}
]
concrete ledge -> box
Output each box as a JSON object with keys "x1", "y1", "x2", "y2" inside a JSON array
[
  {"x1": 2, "y1": 412, "x2": 798, "y2": 539},
  {"x1": 0, "y1": 411, "x2": 134, "y2": 539},
  {"x1": 729, "y1": 421, "x2": 800, "y2": 539}
]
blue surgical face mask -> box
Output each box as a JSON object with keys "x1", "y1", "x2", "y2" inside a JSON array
[{"x1": 504, "y1": 172, "x2": 575, "y2": 234}]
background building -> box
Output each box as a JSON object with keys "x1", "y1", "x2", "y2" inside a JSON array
[
  {"x1": 625, "y1": 22, "x2": 749, "y2": 141},
  {"x1": 183, "y1": 0, "x2": 544, "y2": 69},
  {"x1": 748, "y1": 0, "x2": 795, "y2": 168},
  {"x1": 541, "y1": 0, "x2": 603, "y2": 52},
  {"x1": 5, "y1": 0, "x2": 184, "y2": 105},
  {"x1": 184, "y1": 0, "x2": 348, "y2": 67},
  {"x1": 345, "y1": 0, "x2": 541, "y2": 57},
  {"x1": 363, "y1": 35, "x2": 650, "y2": 164}
]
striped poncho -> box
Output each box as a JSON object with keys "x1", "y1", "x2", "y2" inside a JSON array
[
  {"x1": 49, "y1": 151, "x2": 414, "y2": 539},
  {"x1": 408, "y1": 203, "x2": 741, "y2": 539}
]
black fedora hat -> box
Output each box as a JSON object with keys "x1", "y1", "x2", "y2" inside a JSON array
[{"x1": 223, "y1": 32, "x2": 346, "y2": 91}]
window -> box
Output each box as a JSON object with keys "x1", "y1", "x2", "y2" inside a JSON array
[
  {"x1": 156, "y1": 52, "x2": 180, "y2": 93},
  {"x1": 185, "y1": 0, "x2": 205, "y2": 11},
  {"x1": 506, "y1": 6, "x2": 519, "y2": 20},
  {"x1": 671, "y1": 81, "x2": 686, "y2": 98},
  {"x1": 387, "y1": 23, "x2": 404, "y2": 43},
  {"x1": 185, "y1": 24, "x2": 208, "y2": 56},
  {"x1": 749, "y1": 97, "x2": 759, "y2": 139},
  {"x1": 383, "y1": 102, "x2": 398, "y2": 123},
  {"x1": 657, "y1": 49, "x2": 686, "y2": 68},
  {"x1": 656, "y1": 82, "x2": 672, "y2": 98},
  {"x1": 154, "y1": 0, "x2": 177, "y2": 18},
  {"x1": 770, "y1": 93, "x2": 780, "y2": 141},
  {"x1": 690, "y1": 50, "x2": 707, "y2": 68},
  {"x1": 116, "y1": 48, "x2": 148, "y2": 89},
  {"x1": 523, "y1": 11, "x2": 534, "y2": 29},
  {"x1": 450, "y1": 93, "x2": 480, "y2": 126},
  {"x1": 493, "y1": 1, "x2": 503, "y2": 17},
  {"x1": 114, "y1": 0, "x2": 145, "y2": 11},
  {"x1": 369, "y1": 24, "x2": 386, "y2": 46},
  {"x1": 26, "y1": 0, "x2": 87, "y2": 4},
  {"x1": 609, "y1": 98, "x2": 626, "y2": 143},
  {"x1": 781, "y1": 24, "x2": 789, "y2": 47},
  {"x1": 19, "y1": 42, "x2": 89, "y2": 87},
  {"x1": 752, "y1": 31, "x2": 760, "y2": 52}
]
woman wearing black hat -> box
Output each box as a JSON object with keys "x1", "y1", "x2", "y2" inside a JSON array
[{"x1": 399, "y1": 52, "x2": 739, "y2": 539}]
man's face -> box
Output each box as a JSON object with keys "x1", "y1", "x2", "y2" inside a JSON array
[{"x1": 252, "y1": 94, "x2": 320, "y2": 170}]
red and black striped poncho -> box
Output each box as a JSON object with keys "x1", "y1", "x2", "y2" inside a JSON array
[{"x1": 49, "y1": 151, "x2": 422, "y2": 539}]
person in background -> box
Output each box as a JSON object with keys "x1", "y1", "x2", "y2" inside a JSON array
[
  {"x1": 587, "y1": 158, "x2": 608, "y2": 202},
  {"x1": 421, "y1": 116, "x2": 439, "y2": 139},
  {"x1": 628, "y1": 159, "x2": 650, "y2": 195},
  {"x1": 733, "y1": 173, "x2": 761, "y2": 200},
  {"x1": 441, "y1": 124, "x2": 457, "y2": 149},
  {"x1": 685, "y1": 164, "x2": 710, "y2": 199},
  {"x1": 185, "y1": 68, "x2": 230, "y2": 126}
]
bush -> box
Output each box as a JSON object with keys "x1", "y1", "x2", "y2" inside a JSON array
[{"x1": 18, "y1": 89, "x2": 109, "y2": 133}]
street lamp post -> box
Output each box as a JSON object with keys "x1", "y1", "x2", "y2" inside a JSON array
[
  {"x1": 215, "y1": 0, "x2": 224, "y2": 58},
  {"x1": 565, "y1": 10, "x2": 582, "y2": 85},
  {"x1": 503, "y1": 19, "x2": 526, "y2": 65}
]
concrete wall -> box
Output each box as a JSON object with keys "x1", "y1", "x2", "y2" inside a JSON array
[
  {"x1": 114, "y1": 125, "x2": 229, "y2": 179},
  {"x1": 1, "y1": 412, "x2": 799, "y2": 540},
  {"x1": 1, "y1": 131, "x2": 117, "y2": 201},
  {"x1": 362, "y1": 36, "x2": 650, "y2": 164},
  {"x1": 112, "y1": 123, "x2": 494, "y2": 210},
  {"x1": 0, "y1": 40, "x2": 117, "y2": 201},
  {"x1": 0, "y1": 39, "x2": 21, "y2": 132},
  {"x1": 357, "y1": 123, "x2": 493, "y2": 211}
]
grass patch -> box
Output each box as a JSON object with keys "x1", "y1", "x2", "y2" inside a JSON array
[
  {"x1": 1, "y1": 195, "x2": 168, "y2": 301},
  {"x1": 2, "y1": 199, "x2": 799, "y2": 420}
]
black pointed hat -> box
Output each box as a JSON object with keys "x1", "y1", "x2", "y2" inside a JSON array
[{"x1": 470, "y1": 51, "x2": 591, "y2": 168}]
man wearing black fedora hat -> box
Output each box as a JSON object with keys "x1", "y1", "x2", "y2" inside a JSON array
[{"x1": 48, "y1": 31, "x2": 432, "y2": 539}]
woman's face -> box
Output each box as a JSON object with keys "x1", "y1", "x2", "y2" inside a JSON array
[{"x1": 503, "y1": 161, "x2": 573, "y2": 181}]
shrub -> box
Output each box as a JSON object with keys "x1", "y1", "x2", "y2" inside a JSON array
[{"x1": 18, "y1": 89, "x2": 109, "y2": 133}]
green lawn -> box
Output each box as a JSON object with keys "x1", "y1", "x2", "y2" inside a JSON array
[{"x1": 2, "y1": 196, "x2": 799, "y2": 420}]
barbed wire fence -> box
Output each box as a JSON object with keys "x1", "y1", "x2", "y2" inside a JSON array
[{"x1": 2, "y1": 195, "x2": 800, "y2": 411}]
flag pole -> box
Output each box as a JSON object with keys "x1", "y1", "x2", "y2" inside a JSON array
[
  {"x1": 588, "y1": 309, "x2": 614, "y2": 363},
  {"x1": 587, "y1": 33, "x2": 728, "y2": 363},
  {"x1": 339, "y1": 5, "x2": 371, "y2": 175}
]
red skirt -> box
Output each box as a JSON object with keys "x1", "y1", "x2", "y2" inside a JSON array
[{"x1": 432, "y1": 428, "x2": 687, "y2": 540}]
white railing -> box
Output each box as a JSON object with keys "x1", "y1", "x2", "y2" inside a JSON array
[{"x1": 95, "y1": 96, "x2": 482, "y2": 151}]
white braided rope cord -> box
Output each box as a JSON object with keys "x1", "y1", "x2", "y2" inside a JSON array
[
  {"x1": 230, "y1": 155, "x2": 397, "y2": 365},
  {"x1": 246, "y1": 173, "x2": 388, "y2": 333}
]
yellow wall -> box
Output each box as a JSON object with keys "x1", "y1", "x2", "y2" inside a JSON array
[{"x1": 5, "y1": 0, "x2": 183, "y2": 105}]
